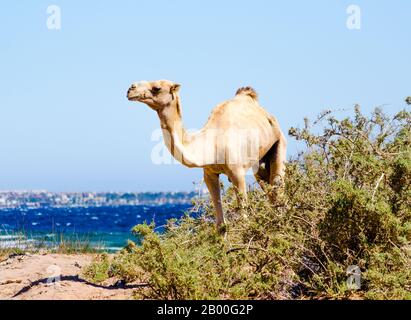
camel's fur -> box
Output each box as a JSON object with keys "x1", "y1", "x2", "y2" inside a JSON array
[{"x1": 127, "y1": 80, "x2": 287, "y2": 228}]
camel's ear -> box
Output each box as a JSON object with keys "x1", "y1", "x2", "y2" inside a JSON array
[{"x1": 170, "y1": 83, "x2": 181, "y2": 93}]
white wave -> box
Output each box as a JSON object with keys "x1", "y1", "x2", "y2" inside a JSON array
[
  {"x1": 0, "y1": 239, "x2": 35, "y2": 250},
  {"x1": 103, "y1": 246, "x2": 123, "y2": 252},
  {"x1": 0, "y1": 235, "x2": 25, "y2": 240}
]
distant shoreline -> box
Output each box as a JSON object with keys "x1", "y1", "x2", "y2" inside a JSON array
[
  {"x1": 0, "y1": 191, "x2": 203, "y2": 210},
  {"x1": 0, "y1": 203, "x2": 196, "y2": 251}
]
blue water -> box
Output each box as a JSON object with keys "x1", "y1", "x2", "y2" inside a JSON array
[{"x1": 0, "y1": 204, "x2": 193, "y2": 251}]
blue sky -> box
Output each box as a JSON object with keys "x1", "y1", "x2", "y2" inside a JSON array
[{"x1": 0, "y1": 0, "x2": 410, "y2": 192}]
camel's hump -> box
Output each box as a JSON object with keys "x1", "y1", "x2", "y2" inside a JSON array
[{"x1": 235, "y1": 87, "x2": 258, "y2": 101}]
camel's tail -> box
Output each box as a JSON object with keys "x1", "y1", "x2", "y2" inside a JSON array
[{"x1": 235, "y1": 87, "x2": 258, "y2": 101}]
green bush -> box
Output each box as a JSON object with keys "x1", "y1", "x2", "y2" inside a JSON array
[
  {"x1": 83, "y1": 253, "x2": 111, "y2": 283},
  {"x1": 85, "y1": 105, "x2": 411, "y2": 299}
]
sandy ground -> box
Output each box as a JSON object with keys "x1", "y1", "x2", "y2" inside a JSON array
[{"x1": 0, "y1": 253, "x2": 140, "y2": 300}]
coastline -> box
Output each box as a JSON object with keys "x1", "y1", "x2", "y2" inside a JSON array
[{"x1": 0, "y1": 203, "x2": 195, "y2": 252}]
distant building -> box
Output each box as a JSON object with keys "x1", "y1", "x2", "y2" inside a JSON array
[{"x1": 0, "y1": 190, "x2": 197, "y2": 209}]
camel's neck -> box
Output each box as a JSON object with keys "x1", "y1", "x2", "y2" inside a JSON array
[{"x1": 157, "y1": 97, "x2": 201, "y2": 167}]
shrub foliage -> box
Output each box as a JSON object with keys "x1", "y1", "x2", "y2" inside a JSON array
[{"x1": 84, "y1": 106, "x2": 411, "y2": 299}]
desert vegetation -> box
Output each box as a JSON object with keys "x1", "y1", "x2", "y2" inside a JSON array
[
  {"x1": 0, "y1": 234, "x2": 99, "y2": 263},
  {"x1": 84, "y1": 103, "x2": 411, "y2": 300}
]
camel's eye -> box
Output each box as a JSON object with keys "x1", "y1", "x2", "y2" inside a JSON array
[{"x1": 151, "y1": 87, "x2": 161, "y2": 95}]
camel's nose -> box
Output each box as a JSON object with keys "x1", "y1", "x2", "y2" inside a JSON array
[{"x1": 128, "y1": 83, "x2": 137, "y2": 95}]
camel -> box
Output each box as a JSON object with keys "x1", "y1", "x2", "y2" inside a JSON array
[{"x1": 127, "y1": 80, "x2": 287, "y2": 230}]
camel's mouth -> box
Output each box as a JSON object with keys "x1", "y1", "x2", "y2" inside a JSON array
[
  {"x1": 128, "y1": 86, "x2": 145, "y2": 102},
  {"x1": 127, "y1": 93, "x2": 150, "y2": 102},
  {"x1": 128, "y1": 95, "x2": 141, "y2": 101}
]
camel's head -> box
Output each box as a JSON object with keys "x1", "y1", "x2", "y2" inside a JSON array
[{"x1": 127, "y1": 80, "x2": 181, "y2": 110}]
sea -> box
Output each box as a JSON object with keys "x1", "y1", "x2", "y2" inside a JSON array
[{"x1": 0, "y1": 204, "x2": 193, "y2": 252}]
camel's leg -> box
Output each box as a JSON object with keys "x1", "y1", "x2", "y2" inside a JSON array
[
  {"x1": 255, "y1": 160, "x2": 278, "y2": 203},
  {"x1": 254, "y1": 159, "x2": 270, "y2": 187},
  {"x1": 204, "y1": 170, "x2": 225, "y2": 228},
  {"x1": 227, "y1": 169, "x2": 248, "y2": 219},
  {"x1": 254, "y1": 144, "x2": 272, "y2": 188},
  {"x1": 269, "y1": 135, "x2": 287, "y2": 185},
  {"x1": 255, "y1": 136, "x2": 287, "y2": 203}
]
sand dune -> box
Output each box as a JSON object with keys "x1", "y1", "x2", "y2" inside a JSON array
[{"x1": 0, "y1": 253, "x2": 136, "y2": 300}]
